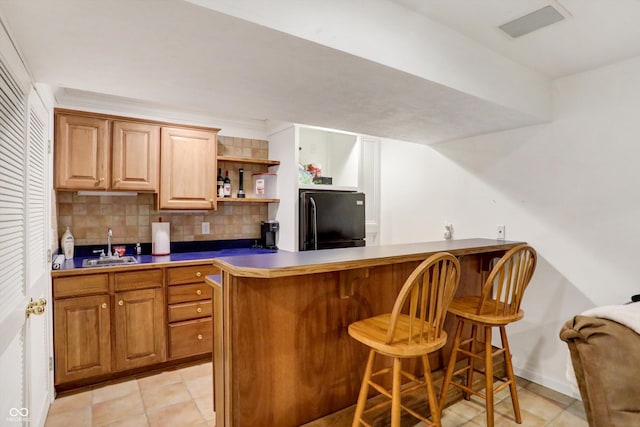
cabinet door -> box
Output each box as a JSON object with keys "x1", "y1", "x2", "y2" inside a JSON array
[
  {"x1": 159, "y1": 127, "x2": 217, "y2": 210},
  {"x1": 112, "y1": 121, "x2": 160, "y2": 191},
  {"x1": 114, "y1": 288, "x2": 166, "y2": 371},
  {"x1": 55, "y1": 113, "x2": 109, "y2": 190},
  {"x1": 54, "y1": 294, "x2": 111, "y2": 384}
]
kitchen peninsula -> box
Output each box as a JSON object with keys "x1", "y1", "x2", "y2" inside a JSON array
[{"x1": 207, "y1": 238, "x2": 523, "y2": 427}]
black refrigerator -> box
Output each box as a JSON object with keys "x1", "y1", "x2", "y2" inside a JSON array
[{"x1": 299, "y1": 190, "x2": 366, "y2": 251}]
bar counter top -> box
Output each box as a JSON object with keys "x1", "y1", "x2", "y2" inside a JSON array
[
  {"x1": 211, "y1": 238, "x2": 521, "y2": 278},
  {"x1": 206, "y1": 238, "x2": 524, "y2": 427}
]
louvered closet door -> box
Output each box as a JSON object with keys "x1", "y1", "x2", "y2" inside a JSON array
[
  {"x1": 0, "y1": 58, "x2": 51, "y2": 426},
  {"x1": 0, "y1": 55, "x2": 29, "y2": 424},
  {"x1": 26, "y1": 90, "x2": 52, "y2": 426}
]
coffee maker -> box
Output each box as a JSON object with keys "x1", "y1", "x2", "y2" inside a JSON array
[{"x1": 260, "y1": 220, "x2": 279, "y2": 249}]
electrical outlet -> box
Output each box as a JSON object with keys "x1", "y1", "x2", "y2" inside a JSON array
[
  {"x1": 444, "y1": 223, "x2": 453, "y2": 240},
  {"x1": 497, "y1": 225, "x2": 505, "y2": 240},
  {"x1": 202, "y1": 222, "x2": 210, "y2": 235}
]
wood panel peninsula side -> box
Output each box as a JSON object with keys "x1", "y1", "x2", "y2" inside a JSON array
[{"x1": 206, "y1": 238, "x2": 524, "y2": 427}]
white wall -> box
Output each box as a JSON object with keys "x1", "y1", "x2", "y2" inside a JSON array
[
  {"x1": 268, "y1": 125, "x2": 298, "y2": 251},
  {"x1": 380, "y1": 55, "x2": 640, "y2": 397},
  {"x1": 328, "y1": 132, "x2": 359, "y2": 188}
]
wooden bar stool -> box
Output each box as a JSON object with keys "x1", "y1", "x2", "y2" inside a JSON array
[
  {"x1": 438, "y1": 244, "x2": 537, "y2": 427},
  {"x1": 348, "y1": 252, "x2": 461, "y2": 427}
]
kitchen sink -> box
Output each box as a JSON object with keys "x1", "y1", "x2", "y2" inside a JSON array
[{"x1": 82, "y1": 256, "x2": 138, "y2": 268}]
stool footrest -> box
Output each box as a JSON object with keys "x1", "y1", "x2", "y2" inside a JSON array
[
  {"x1": 448, "y1": 367, "x2": 512, "y2": 396},
  {"x1": 449, "y1": 381, "x2": 486, "y2": 399},
  {"x1": 367, "y1": 379, "x2": 391, "y2": 399},
  {"x1": 401, "y1": 404, "x2": 432, "y2": 425},
  {"x1": 400, "y1": 369, "x2": 424, "y2": 384},
  {"x1": 360, "y1": 377, "x2": 437, "y2": 426},
  {"x1": 457, "y1": 347, "x2": 485, "y2": 360},
  {"x1": 493, "y1": 378, "x2": 512, "y2": 394},
  {"x1": 371, "y1": 367, "x2": 392, "y2": 378}
]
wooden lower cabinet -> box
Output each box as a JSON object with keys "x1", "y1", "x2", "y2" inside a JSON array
[
  {"x1": 167, "y1": 264, "x2": 218, "y2": 359},
  {"x1": 54, "y1": 294, "x2": 111, "y2": 384},
  {"x1": 167, "y1": 283, "x2": 212, "y2": 304},
  {"x1": 53, "y1": 268, "x2": 167, "y2": 387},
  {"x1": 169, "y1": 318, "x2": 213, "y2": 360},
  {"x1": 114, "y1": 288, "x2": 166, "y2": 371},
  {"x1": 53, "y1": 263, "x2": 219, "y2": 389}
]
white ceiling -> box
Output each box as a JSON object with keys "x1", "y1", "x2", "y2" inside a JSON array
[
  {"x1": 1, "y1": 0, "x2": 639, "y2": 144},
  {"x1": 392, "y1": 0, "x2": 640, "y2": 78}
]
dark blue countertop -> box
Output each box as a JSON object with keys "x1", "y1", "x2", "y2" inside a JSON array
[
  {"x1": 53, "y1": 247, "x2": 276, "y2": 273},
  {"x1": 209, "y1": 238, "x2": 522, "y2": 279}
]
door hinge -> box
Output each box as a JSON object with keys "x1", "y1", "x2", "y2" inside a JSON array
[
  {"x1": 48, "y1": 139, "x2": 52, "y2": 154},
  {"x1": 49, "y1": 357, "x2": 53, "y2": 371}
]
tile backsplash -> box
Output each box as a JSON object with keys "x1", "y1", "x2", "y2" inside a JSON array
[{"x1": 56, "y1": 135, "x2": 271, "y2": 247}]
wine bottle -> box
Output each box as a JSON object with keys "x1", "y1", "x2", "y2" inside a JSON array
[
  {"x1": 237, "y1": 168, "x2": 246, "y2": 198},
  {"x1": 217, "y1": 168, "x2": 224, "y2": 197},
  {"x1": 223, "y1": 170, "x2": 231, "y2": 197}
]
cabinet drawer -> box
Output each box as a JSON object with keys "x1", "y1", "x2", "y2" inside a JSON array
[
  {"x1": 167, "y1": 264, "x2": 219, "y2": 286},
  {"x1": 168, "y1": 318, "x2": 212, "y2": 359},
  {"x1": 168, "y1": 300, "x2": 212, "y2": 323},
  {"x1": 168, "y1": 283, "x2": 212, "y2": 304},
  {"x1": 114, "y1": 269, "x2": 163, "y2": 291},
  {"x1": 54, "y1": 274, "x2": 109, "y2": 298}
]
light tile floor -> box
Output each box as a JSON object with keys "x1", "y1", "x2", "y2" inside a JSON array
[
  {"x1": 44, "y1": 362, "x2": 214, "y2": 427},
  {"x1": 45, "y1": 363, "x2": 587, "y2": 427},
  {"x1": 433, "y1": 377, "x2": 588, "y2": 427}
]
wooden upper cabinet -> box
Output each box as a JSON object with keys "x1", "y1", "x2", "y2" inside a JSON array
[
  {"x1": 55, "y1": 113, "x2": 110, "y2": 190},
  {"x1": 54, "y1": 110, "x2": 161, "y2": 192},
  {"x1": 159, "y1": 127, "x2": 218, "y2": 210},
  {"x1": 54, "y1": 110, "x2": 220, "y2": 202},
  {"x1": 112, "y1": 121, "x2": 160, "y2": 191}
]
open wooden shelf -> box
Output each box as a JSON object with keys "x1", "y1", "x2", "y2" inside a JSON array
[
  {"x1": 217, "y1": 197, "x2": 279, "y2": 203},
  {"x1": 217, "y1": 156, "x2": 280, "y2": 166}
]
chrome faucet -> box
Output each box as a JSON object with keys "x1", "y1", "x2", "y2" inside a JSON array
[{"x1": 107, "y1": 228, "x2": 113, "y2": 257}]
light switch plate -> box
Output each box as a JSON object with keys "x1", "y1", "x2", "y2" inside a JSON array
[
  {"x1": 497, "y1": 225, "x2": 505, "y2": 240},
  {"x1": 202, "y1": 222, "x2": 210, "y2": 234}
]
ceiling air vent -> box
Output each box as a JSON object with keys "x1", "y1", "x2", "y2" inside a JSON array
[{"x1": 499, "y1": 5, "x2": 565, "y2": 38}]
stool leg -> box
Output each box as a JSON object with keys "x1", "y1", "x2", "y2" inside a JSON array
[
  {"x1": 421, "y1": 355, "x2": 441, "y2": 427},
  {"x1": 500, "y1": 325, "x2": 522, "y2": 423},
  {"x1": 465, "y1": 324, "x2": 478, "y2": 400},
  {"x1": 352, "y1": 349, "x2": 376, "y2": 427},
  {"x1": 391, "y1": 357, "x2": 402, "y2": 427},
  {"x1": 438, "y1": 319, "x2": 463, "y2": 411},
  {"x1": 484, "y1": 326, "x2": 494, "y2": 427}
]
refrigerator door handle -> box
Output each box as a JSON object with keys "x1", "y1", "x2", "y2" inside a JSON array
[{"x1": 310, "y1": 196, "x2": 318, "y2": 250}]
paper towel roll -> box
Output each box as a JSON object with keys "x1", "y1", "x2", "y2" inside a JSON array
[{"x1": 152, "y1": 222, "x2": 170, "y2": 255}]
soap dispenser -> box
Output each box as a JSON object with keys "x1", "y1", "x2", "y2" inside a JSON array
[{"x1": 61, "y1": 226, "x2": 75, "y2": 260}]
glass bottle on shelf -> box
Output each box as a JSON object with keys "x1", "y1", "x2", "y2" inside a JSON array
[
  {"x1": 237, "y1": 168, "x2": 246, "y2": 198},
  {"x1": 223, "y1": 170, "x2": 231, "y2": 197},
  {"x1": 217, "y1": 168, "x2": 224, "y2": 197}
]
